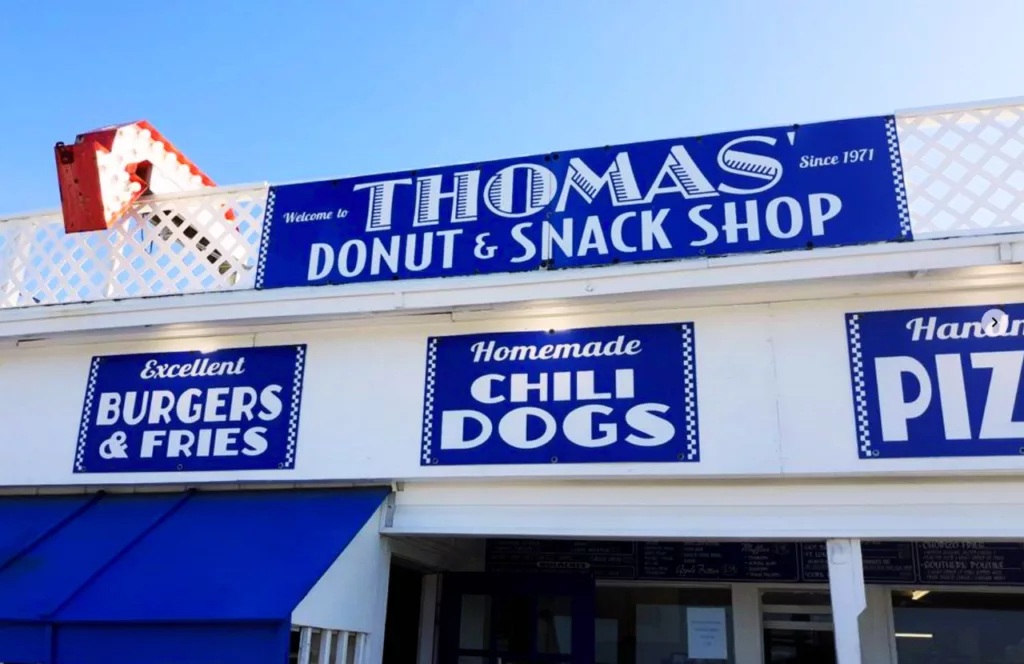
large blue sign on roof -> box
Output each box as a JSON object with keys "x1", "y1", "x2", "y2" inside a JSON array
[{"x1": 256, "y1": 115, "x2": 910, "y2": 290}]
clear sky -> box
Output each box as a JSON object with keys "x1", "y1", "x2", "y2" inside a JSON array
[{"x1": 1, "y1": 1, "x2": 1022, "y2": 215}]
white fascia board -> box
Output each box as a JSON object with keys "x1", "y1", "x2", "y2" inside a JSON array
[
  {"x1": 0, "y1": 234, "x2": 1022, "y2": 342},
  {"x1": 385, "y1": 479, "x2": 1024, "y2": 540}
]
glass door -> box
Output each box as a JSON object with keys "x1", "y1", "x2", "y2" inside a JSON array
[
  {"x1": 439, "y1": 573, "x2": 595, "y2": 664},
  {"x1": 760, "y1": 590, "x2": 836, "y2": 664}
]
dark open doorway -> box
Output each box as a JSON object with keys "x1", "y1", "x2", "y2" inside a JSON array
[{"x1": 383, "y1": 561, "x2": 425, "y2": 664}]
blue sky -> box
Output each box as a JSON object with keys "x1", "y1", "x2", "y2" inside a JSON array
[{"x1": 1, "y1": 1, "x2": 1022, "y2": 215}]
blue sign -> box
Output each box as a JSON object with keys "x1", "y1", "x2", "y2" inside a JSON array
[
  {"x1": 420, "y1": 323, "x2": 698, "y2": 466},
  {"x1": 847, "y1": 304, "x2": 1024, "y2": 459},
  {"x1": 256, "y1": 116, "x2": 911, "y2": 290},
  {"x1": 74, "y1": 345, "x2": 307, "y2": 473}
]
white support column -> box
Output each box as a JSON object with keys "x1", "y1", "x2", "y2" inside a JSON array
[
  {"x1": 860, "y1": 585, "x2": 896, "y2": 664},
  {"x1": 827, "y1": 539, "x2": 867, "y2": 664},
  {"x1": 417, "y1": 574, "x2": 440, "y2": 664},
  {"x1": 730, "y1": 584, "x2": 763, "y2": 664}
]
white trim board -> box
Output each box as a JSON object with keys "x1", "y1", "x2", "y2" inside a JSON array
[
  {"x1": 386, "y1": 479, "x2": 1024, "y2": 540},
  {"x1": 1, "y1": 234, "x2": 1022, "y2": 342}
]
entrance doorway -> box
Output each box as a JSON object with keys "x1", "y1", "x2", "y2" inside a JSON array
[
  {"x1": 438, "y1": 574, "x2": 595, "y2": 664},
  {"x1": 412, "y1": 537, "x2": 836, "y2": 664},
  {"x1": 383, "y1": 562, "x2": 425, "y2": 664},
  {"x1": 760, "y1": 591, "x2": 835, "y2": 664}
]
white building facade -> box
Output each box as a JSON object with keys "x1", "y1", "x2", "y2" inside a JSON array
[{"x1": 1, "y1": 99, "x2": 1023, "y2": 664}]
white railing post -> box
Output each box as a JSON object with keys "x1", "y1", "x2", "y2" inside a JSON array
[
  {"x1": 319, "y1": 631, "x2": 334, "y2": 664},
  {"x1": 336, "y1": 631, "x2": 350, "y2": 664},
  {"x1": 353, "y1": 632, "x2": 366, "y2": 664},
  {"x1": 298, "y1": 626, "x2": 314, "y2": 664}
]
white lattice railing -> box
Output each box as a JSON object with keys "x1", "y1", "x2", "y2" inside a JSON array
[
  {"x1": 292, "y1": 626, "x2": 368, "y2": 664},
  {"x1": 0, "y1": 184, "x2": 267, "y2": 308},
  {"x1": 897, "y1": 100, "x2": 1024, "y2": 238},
  {"x1": 3, "y1": 100, "x2": 1024, "y2": 310}
]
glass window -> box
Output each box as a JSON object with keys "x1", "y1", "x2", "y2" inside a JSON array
[
  {"x1": 537, "y1": 595, "x2": 573, "y2": 655},
  {"x1": 595, "y1": 586, "x2": 734, "y2": 664},
  {"x1": 761, "y1": 590, "x2": 833, "y2": 627},
  {"x1": 761, "y1": 591, "x2": 831, "y2": 607},
  {"x1": 762, "y1": 630, "x2": 835, "y2": 664},
  {"x1": 493, "y1": 594, "x2": 531, "y2": 653},
  {"x1": 892, "y1": 590, "x2": 1024, "y2": 663},
  {"x1": 458, "y1": 657, "x2": 488, "y2": 664},
  {"x1": 761, "y1": 591, "x2": 835, "y2": 664},
  {"x1": 460, "y1": 594, "x2": 492, "y2": 650}
]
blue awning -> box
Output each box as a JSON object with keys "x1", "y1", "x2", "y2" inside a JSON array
[{"x1": 0, "y1": 486, "x2": 389, "y2": 664}]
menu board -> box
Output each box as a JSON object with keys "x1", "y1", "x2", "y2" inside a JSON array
[
  {"x1": 484, "y1": 539, "x2": 1024, "y2": 586},
  {"x1": 863, "y1": 541, "x2": 917, "y2": 583},
  {"x1": 486, "y1": 539, "x2": 638, "y2": 579},
  {"x1": 638, "y1": 541, "x2": 801, "y2": 582},
  {"x1": 798, "y1": 542, "x2": 829, "y2": 581},
  {"x1": 799, "y1": 541, "x2": 916, "y2": 583},
  {"x1": 916, "y1": 542, "x2": 1024, "y2": 586}
]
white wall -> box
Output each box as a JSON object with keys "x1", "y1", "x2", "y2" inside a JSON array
[{"x1": 2, "y1": 284, "x2": 1024, "y2": 487}]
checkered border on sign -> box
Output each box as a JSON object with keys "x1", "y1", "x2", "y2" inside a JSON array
[
  {"x1": 73, "y1": 357, "x2": 101, "y2": 473},
  {"x1": 282, "y1": 344, "x2": 307, "y2": 469},
  {"x1": 420, "y1": 338, "x2": 439, "y2": 465},
  {"x1": 885, "y1": 117, "x2": 913, "y2": 239},
  {"x1": 846, "y1": 314, "x2": 874, "y2": 458},
  {"x1": 254, "y1": 188, "x2": 276, "y2": 289},
  {"x1": 680, "y1": 323, "x2": 700, "y2": 462}
]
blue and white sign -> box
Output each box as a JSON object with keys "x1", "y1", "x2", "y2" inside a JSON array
[
  {"x1": 256, "y1": 116, "x2": 911, "y2": 290},
  {"x1": 420, "y1": 323, "x2": 698, "y2": 466},
  {"x1": 74, "y1": 345, "x2": 307, "y2": 473},
  {"x1": 847, "y1": 304, "x2": 1024, "y2": 459}
]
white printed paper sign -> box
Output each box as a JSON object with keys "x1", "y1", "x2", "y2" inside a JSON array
[{"x1": 686, "y1": 607, "x2": 728, "y2": 660}]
